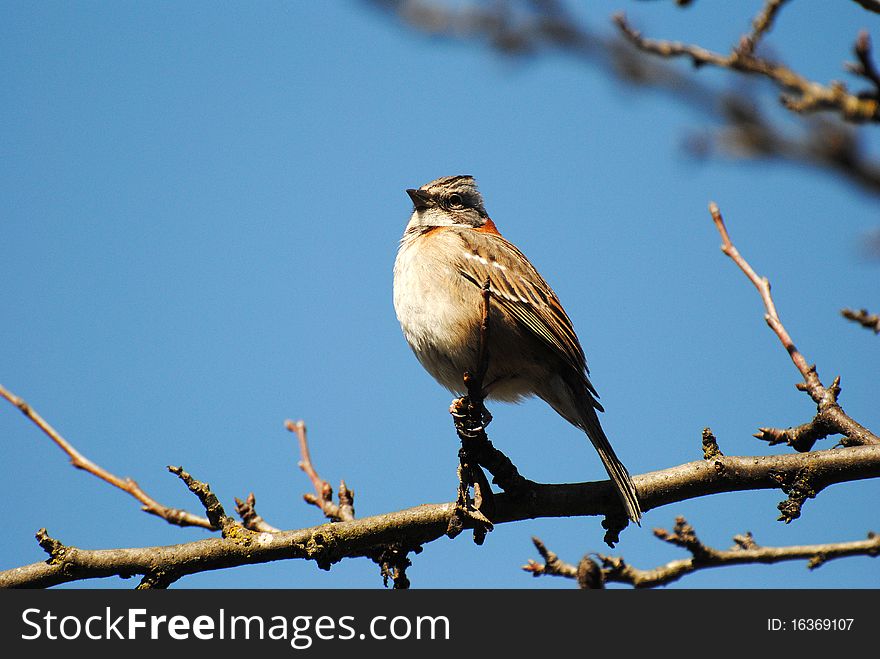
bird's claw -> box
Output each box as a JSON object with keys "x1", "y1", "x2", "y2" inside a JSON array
[
  {"x1": 449, "y1": 397, "x2": 468, "y2": 419},
  {"x1": 449, "y1": 397, "x2": 492, "y2": 436},
  {"x1": 479, "y1": 402, "x2": 493, "y2": 427},
  {"x1": 446, "y1": 501, "x2": 494, "y2": 543},
  {"x1": 446, "y1": 463, "x2": 495, "y2": 543}
]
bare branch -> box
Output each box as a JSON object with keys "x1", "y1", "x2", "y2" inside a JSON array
[
  {"x1": 754, "y1": 377, "x2": 844, "y2": 452},
  {"x1": 614, "y1": 7, "x2": 880, "y2": 122},
  {"x1": 841, "y1": 307, "x2": 880, "y2": 334},
  {"x1": 286, "y1": 419, "x2": 355, "y2": 522},
  {"x1": 2, "y1": 194, "x2": 877, "y2": 587},
  {"x1": 847, "y1": 31, "x2": 880, "y2": 92},
  {"x1": 369, "y1": 1, "x2": 880, "y2": 194},
  {"x1": 738, "y1": 0, "x2": 789, "y2": 57},
  {"x1": 709, "y1": 203, "x2": 880, "y2": 449},
  {"x1": 523, "y1": 536, "x2": 579, "y2": 579},
  {"x1": 613, "y1": 14, "x2": 729, "y2": 68},
  {"x1": 755, "y1": 417, "x2": 836, "y2": 451},
  {"x1": 4, "y1": 444, "x2": 880, "y2": 588},
  {"x1": 604, "y1": 518, "x2": 880, "y2": 587},
  {"x1": 234, "y1": 493, "x2": 281, "y2": 533},
  {"x1": 0, "y1": 384, "x2": 214, "y2": 530},
  {"x1": 526, "y1": 518, "x2": 880, "y2": 588},
  {"x1": 166, "y1": 466, "x2": 252, "y2": 543},
  {"x1": 286, "y1": 419, "x2": 415, "y2": 587}
]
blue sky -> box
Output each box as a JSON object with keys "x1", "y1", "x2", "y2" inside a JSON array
[{"x1": 1, "y1": 1, "x2": 878, "y2": 589}]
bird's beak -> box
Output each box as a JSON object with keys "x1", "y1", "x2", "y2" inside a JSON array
[{"x1": 406, "y1": 188, "x2": 432, "y2": 210}]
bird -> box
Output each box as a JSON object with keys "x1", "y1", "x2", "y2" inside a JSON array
[{"x1": 392, "y1": 175, "x2": 641, "y2": 524}]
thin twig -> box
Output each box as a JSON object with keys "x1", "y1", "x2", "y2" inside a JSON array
[
  {"x1": 285, "y1": 419, "x2": 416, "y2": 587},
  {"x1": 523, "y1": 537, "x2": 579, "y2": 579},
  {"x1": 609, "y1": 519, "x2": 880, "y2": 587},
  {"x1": 167, "y1": 466, "x2": 238, "y2": 535},
  {"x1": 708, "y1": 203, "x2": 880, "y2": 448},
  {"x1": 738, "y1": 0, "x2": 789, "y2": 57},
  {"x1": 371, "y1": 1, "x2": 880, "y2": 194},
  {"x1": 525, "y1": 518, "x2": 880, "y2": 588},
  {"x1": 841, "y1": 307, "x2": 880, "y2": 334},
  {"x1": 286, "y1": 419, "x2": 354, "y2": 522},
  {"x1": 755, "y1": 414, "x2": 836, "y2": 452},
  {"x1": 848, "y1": 31, "x2": 880, "y2": 92},
  {"x1": 234, "y1": 493, "x2": 281, "y2": 533},
  {"x1": 614, "y1": 7, "x2": 880, "y2": 122},
  {"x1": 0, "y1": 383, "x2": 214, "y2": 529}
]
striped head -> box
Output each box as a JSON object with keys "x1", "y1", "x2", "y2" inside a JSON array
[{"x1": 404, "y1": 175, "x2": 498, "y2": 234}]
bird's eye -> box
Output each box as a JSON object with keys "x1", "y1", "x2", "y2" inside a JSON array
[{"x1": 448, "y1": 194, "x2": 464, "y2": 208}]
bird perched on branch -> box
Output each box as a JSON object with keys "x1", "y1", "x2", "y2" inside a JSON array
[{"x1": 392, "y1": 175, "x2": 641, "y2": 524}]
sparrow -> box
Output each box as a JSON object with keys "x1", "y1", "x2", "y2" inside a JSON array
[{"x1": 393, "y1": 175, "x2": 641, "y2": 524}]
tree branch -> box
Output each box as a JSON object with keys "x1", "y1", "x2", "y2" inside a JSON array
[
  {"x1": 737, "y1": 0, "x2": 788, "y2": 58},
  {"x1": 841, "y1": 307, "x2": 880, "y2": 334},
  {"x1": 3, "y1": 444, "x2": 879, "y2": 588},
  {"x1": 0, "y1": 384, "x2": 215, "y2": 530},
  {"x1": 166, "y1": 466, "x2": 238, "y2": 535},
  {"x1": 525, "y1": 517, "x2": 880, "y2": 588},
  {"x1": 288, "y1": 419, "x2": 416, "y2": 588},
  {"x1": 368, "y1": 0, "x2": 880, "y2": 195},
  {"x1": 234, "y1": 493, "x2": 281, "y2": 533},
  {"x1": 709, "y1": 202, "x2": 880, "y2": 450},
  {"x1": 3, "y1": 194, "x2": 877, "y2": 587},
  {"x1": 848, "y1": 31, "x2": 880, "y2": 93},
  {"x1": 287, "y1": 419, "x2": 355, "y2": 522},
  {"x1": 614, "y1": 5, "x2": 880, "y2": 122}
]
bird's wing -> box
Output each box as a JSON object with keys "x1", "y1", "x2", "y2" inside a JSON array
[{"x1": 447, "y1": 226, "x2": 598, "y2": 396}]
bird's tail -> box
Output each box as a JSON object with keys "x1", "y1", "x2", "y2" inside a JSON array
[{"x1": 576, "y1": 400, "x2": 642, "y2": 525}]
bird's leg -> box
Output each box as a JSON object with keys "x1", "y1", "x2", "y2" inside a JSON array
[
  {"x1": 480, "y1": 403, "x2": 492, "y2": 427},
  {"x1": 447, "y1": 395, "x2": 495, "y2": 542},
  {"x1": 446, "y1": 459, "x2": 494, "y2": 543},
  {"x1": 449, "y1": 396, "x2": 468, "y2": 421},
  {"x1": 449, "y1": 392, "x2": 491, "y2": 431}
]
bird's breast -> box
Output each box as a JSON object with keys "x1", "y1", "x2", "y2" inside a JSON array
[
  {"x1": 392, "y1": 234, "x2": 486, "y2": 392},
  {"x1": 392, "y1": 230, "x2": 549, "y2": 401}
]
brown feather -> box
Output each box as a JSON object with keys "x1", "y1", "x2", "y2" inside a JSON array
[{"x1": 449, "y1": 227, "x2": 596, "y2": 393}]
